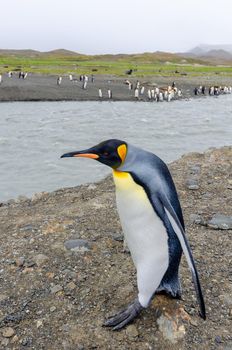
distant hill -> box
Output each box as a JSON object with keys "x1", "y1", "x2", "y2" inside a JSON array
[
  {"x1": 189, "y1": 44, "x2": 232, "y2": 54},
  {"x1": 0, "y1": 48, "x2": 81, "y2": 57},
  {"x1": 180, "y1": 44, "x2": 232, "y2": 64},
  {"x1": 202, "y1": 49, "x2": 232, "y2": 61},
  {"x1": 42, "y1": 49, "x2": 81, "y2": 56},
  {"x1": 0, "y1": 48, "x2": 209, "y2": 65},
  {"x1": 0, "y1": 49, "x2": 41, "y2": 57}
]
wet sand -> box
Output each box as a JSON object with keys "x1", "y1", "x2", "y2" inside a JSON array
[{"x1": 0, "y1": 73, "x2": 231, "y2": 101}]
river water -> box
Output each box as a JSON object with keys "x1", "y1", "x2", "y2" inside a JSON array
[{"x1": 1, "y1": 96, "x2": 232, "y2": 201}]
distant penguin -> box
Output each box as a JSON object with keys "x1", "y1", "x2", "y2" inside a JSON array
[
  {"x1": 136, "y1": 80, "x2": 140, "y2": 89},
  {"x1": 0, "y1": 74, "x2": 2, "y2": 84},
  {"x1": 140, "y1": 86, "x2": 145, "y2": 95},
  {"x1": 159, "y1": 92, "x2": 163, "y2": 101},
  {"x1": 108, "y1": 89, "x2": 112, "y2": 99},
  {"x1": 209, "y1": 86, "x2": 214, "y2": 95},
  {"x1": 147, "y1": 89, "x2": 151, "y2": 100},
  {"x1": 134, "y1": 88, "x2": 139, "y2": 99},
  {"x1": 155, "y1": 87, "x2": 159, "y2": 95},
  {"x1": 61, "y1": 139, "x2": 206, "y2": 330},
  {"x1": 57, "y1": 76, "x2": 62, "y2": 85},
  {"x1": 98, "y1": 88, "x2": 103, "y2": 99}
]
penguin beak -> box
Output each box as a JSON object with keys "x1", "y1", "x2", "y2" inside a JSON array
[{"x1": 61, "y1": 150, "x2": 99, "y2": 159}]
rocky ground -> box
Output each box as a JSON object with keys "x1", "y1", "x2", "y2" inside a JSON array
[
  {"x1": 0, "y1": 73, "x2": 232, "y2": 101},
  {"x1": 0, "y1": 146, "x2": 232, "y2": 350}
]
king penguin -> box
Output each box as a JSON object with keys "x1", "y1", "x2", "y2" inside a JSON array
[{"x1": 61, "y1": 139, "x2": 206, "y2": 330}]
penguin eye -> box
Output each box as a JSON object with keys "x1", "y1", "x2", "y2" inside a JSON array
[{"x1": 103, "y1": 151, "x2": 109, "y2": 156}]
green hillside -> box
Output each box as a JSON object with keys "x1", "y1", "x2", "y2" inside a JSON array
[{"x1": 0, "y1": 50, "x2": 232, "y2": 77}]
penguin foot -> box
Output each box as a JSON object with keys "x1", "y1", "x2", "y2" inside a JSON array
[{"x1": 103, "y1": 298, "x2": 143, "y2": 330}]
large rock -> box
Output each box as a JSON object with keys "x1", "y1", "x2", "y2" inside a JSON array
[{"x1": 207, "y1": 214, "x2": 232, "y2": 230}]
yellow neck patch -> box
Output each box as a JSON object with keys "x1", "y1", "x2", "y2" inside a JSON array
[
  {"x1": 117, "y1": 144, "x2": 127, "y2": 163},
  {"x1": 113, "y1": 169, "x2": 129, "y2": 179}
]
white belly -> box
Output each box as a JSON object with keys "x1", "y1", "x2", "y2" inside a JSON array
[{"x1": 113, "y1": 170, "x2": 169, "y2": 307}]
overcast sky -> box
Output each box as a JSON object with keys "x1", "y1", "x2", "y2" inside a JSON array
[{"x1": 1, "y1": 0, "x2": 231, "y2": 54}]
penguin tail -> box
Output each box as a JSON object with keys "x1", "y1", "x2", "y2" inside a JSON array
[{"x1": 156, "y1": 276, "x2": 182, "y2": 299}]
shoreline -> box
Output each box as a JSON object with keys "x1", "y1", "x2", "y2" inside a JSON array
[{"x1": 0, "y1": 73, "x2": 231, "y2": 102}]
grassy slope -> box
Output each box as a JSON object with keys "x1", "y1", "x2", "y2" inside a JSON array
[{"x1": 0, "y1": 51, "x2": 232, "y2": 77}]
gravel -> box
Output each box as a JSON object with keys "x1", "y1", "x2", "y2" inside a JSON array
[{"x1": 0, "y1": 146, "x2": 231, "y2": 349}]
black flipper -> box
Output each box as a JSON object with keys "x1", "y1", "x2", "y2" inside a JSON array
[{"x1": 159, "y1": 194, "x2": 206, "y2": 319}]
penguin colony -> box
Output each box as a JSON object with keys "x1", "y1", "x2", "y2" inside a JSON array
[
  {"x1": 194, "y1": 85, "x2": 232, "y2": 96},
  {"x1": 1, "y1": 72, "x2": 231, "y2": 101},
  {"x1": 61, "y1": 139, "x2": 206, "y2": 330}
]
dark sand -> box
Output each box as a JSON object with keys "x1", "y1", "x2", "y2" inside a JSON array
[{"x1": 0, "y1": 73, "x2": 232, "y2": 101}]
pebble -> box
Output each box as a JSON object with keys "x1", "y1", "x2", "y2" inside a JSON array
[
  {"x1": 112, "y1": 233, "x2": 124, "y2": 242},
  {"x1": 189, "y1": 164, "x2": 201, "y2": 175},
  {"x1": 190, "y1": 318, "x2": 198, "y2": 326},
  {"x1": 64, "y1": 239, "x2": 91, "y2": 252},
  {"x1": 12, "y1": 335, "x2": 19, "y2": 343},
  {"x1": 50, "y1": 306, "x2": 56, "y2": 312},
  {"x1": 157, "y1": 314, "x2": 186, "y2": 344},
  {"x1": 220, "y1": 293, "x2": 232, "y2": 307},
  {"x1": 189, "y1": 214, "x2": 204, "y2": 225},
  {"x1": 215, "y1": 335, "x2": 222, "y2": 344},
  {"x1": 20, "y1": 224, "x2": 34, "y2": 232},
  {"x1": 15, "y1": 256, "x2": 25, "y2": 267},
  {"x1": 207, "y1": 214, "x2": 232, "y2": 230},
  {"x1": 31, "y1": 191, "x2": 48, "y2": 201},
  {"x1": 66, "y1": 281, "x2": 76, "y2": 290},
  {"x1": 125, "y1": 324, "x2": 139, "y2": 339},
  {"x1": 34, "y1": 254, "x2": 49, "y2": 267},
  {"x1": 50, "y1": 284, "x2": 63, "y2": 294},
  {"x1": 20, "y1": 337, "x2": 32, "y2": 346},
  {"x1": 15, "y1": 195, "x2": 29, "y2": 203},
  {"x1": 186, "y1": 179, "x2": 199, "y2": 190},
  {"x1": 2, "y1": 327, "x2": 15, "y2": 338},
  {"x1": 62, "y1": 269, "x2": 77, "y2": 279},
  {"x1": 36, "y1": 320, "x2": 43, "y2": 328},
  {"x1": 87, "y1": 184, "x2": 97, "y2": 190},
  {"x1": 26, "y1": 260, "x2": 36, "y2": 268}
]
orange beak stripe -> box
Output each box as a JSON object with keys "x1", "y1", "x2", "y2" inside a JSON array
[{"x1": 74, "y1": 153, "x2": 99, "y2": 159}]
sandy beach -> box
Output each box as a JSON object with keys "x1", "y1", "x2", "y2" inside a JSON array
[{"x1": 0, "y1": 73, "x2": 232, "y2": 101}]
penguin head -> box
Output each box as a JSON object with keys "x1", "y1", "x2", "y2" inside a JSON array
[{"x1": 61, "y1": 139, "x2": 127, "y2": 169}]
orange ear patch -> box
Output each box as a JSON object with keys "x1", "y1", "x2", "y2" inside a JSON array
[{"x1": 117, "y1": 144, "x2": 127, "y2": 163}]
